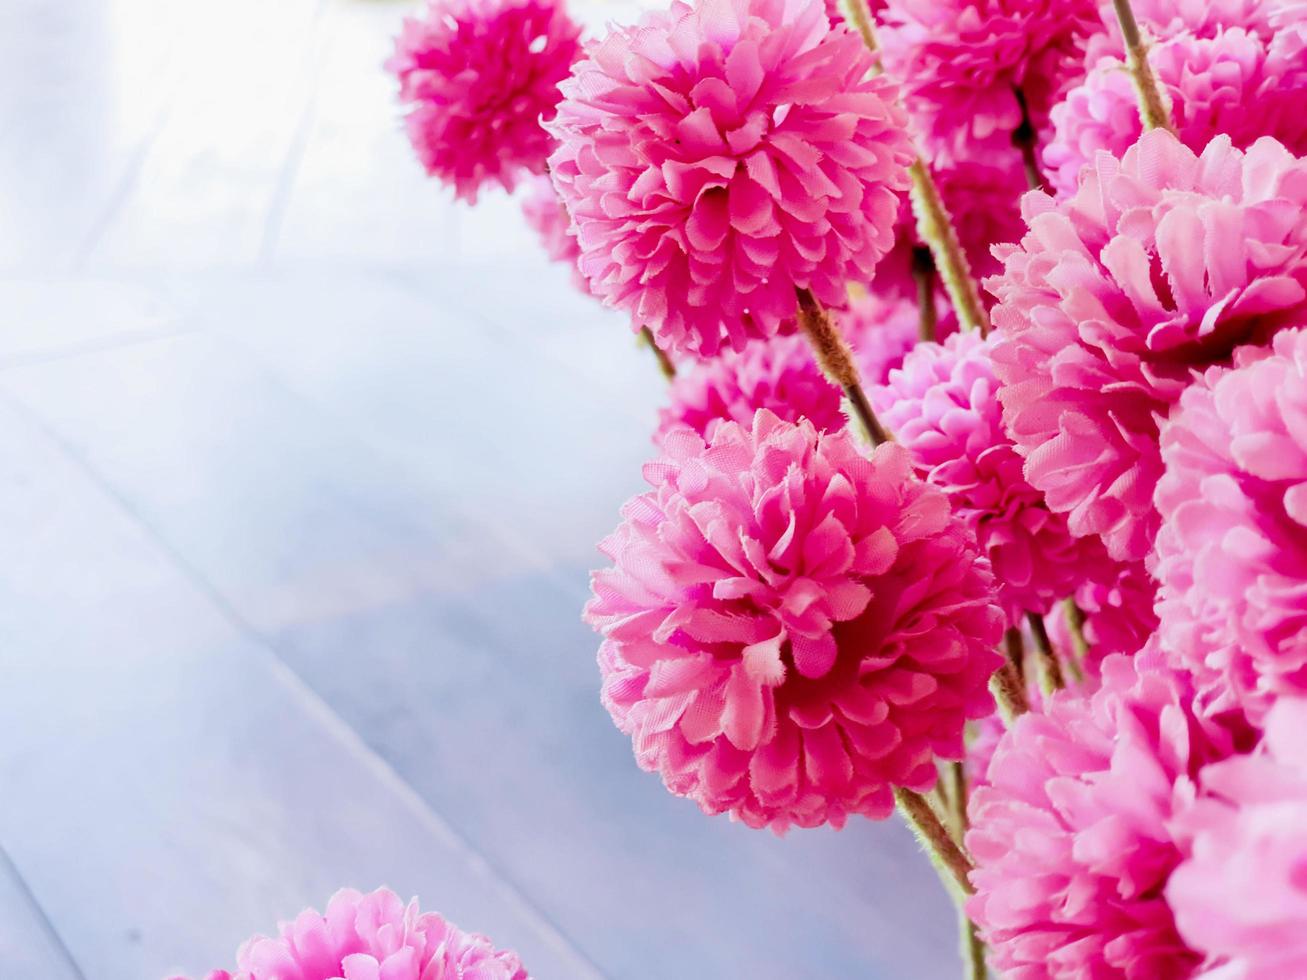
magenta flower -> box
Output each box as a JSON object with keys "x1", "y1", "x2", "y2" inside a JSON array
[
  {"x1": 877, "y1": 0, "x2": 1099, "y2": 165},
  {"x1": 174, "y1": 888, "x2": 528, "y2": 980},
  {"x1": 656, "y1": 333, "x2": 844, "y2": 443},
  {"x1": 967, "y1": 652, "x2": 1239, "y2": 978},
  {"x1": 874, "y1": 331, "x2": 1115, "y2": 625},
  {"x1": 388, "y1": 0, "x2": 581, "y2": 203},
  {"x1": 547, "y1": 0, "x2": 912, "y2": 358},
  {"x1": 1045, "y1": 27, "x2": 1307, "y2": 197},
  {"x1": 842, "y1": 288, "x2": 953, "y2": 385},
  {"x1": 587, "y1": 412, "x2": 1004, "y2": 831},
  {"x1": 990, "y1": 130, "x2": 1307, "y2": 561},
  {"x1": 1154, "y1": 328, "x2": 1307, "y2": 726},
  {"x1": 520, "y1": 174, "x2": 587, "y2": 291},
  {"x1": 1168, "y1": 698, "x2": 1307, "y2": 978},
  {"x1": 1048, "y1": 559, "x2": 1159, "y2": 677}
]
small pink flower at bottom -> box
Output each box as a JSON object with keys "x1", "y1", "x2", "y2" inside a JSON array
[
  {"x1": 588, "y1": 411, "x2": 1004, "y2": 832},
  {"x1": 172, "y1": 888, "x2": 527, "y2": 980},
  {"x1": 1168, "y1": 698, "x2": 1307, "y2": 979},
  {"x1": 967, "y1": 651, "x2": 1241, "y2": 978}
]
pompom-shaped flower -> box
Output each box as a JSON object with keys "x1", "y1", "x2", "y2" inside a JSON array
[
  {"x1": 176, "y1": 888, "x2": 528, "y2": 980},
  {"x1": 990, "y1": 131, "x2": 1307, "y2": 561},
  {"x1": 1168, "y1": 698, "x2": 1307, "y2": 978},
  {"x1": 656, "y1": 333, "x2": 844, "y2": 443},
  {"x1": 587, "y1": 412, "x2": 1004, "y2": 831},
  {"x1": 877, "y1": 0, "x2": 1099, "y2": 165},
  {"x1": 874, "y1": 331, "x2": 1114, "y2": 624},
  {"x1": 1045, "y1": 28, "x2": 1307, "y2": 197},
  {"x1": 388, "y1": 0, "x2": 581, "y2": 202},
  {"x1": 520, "y1": 174, "x2": 587, "y2": 290},
  {"x1": 841, "y1": 288, "x2": 938, "y2": 385},
  {"x1": 547, "y1": 0, "x2": 912, "y2": 358},
  {"x1": 1154, "y1": 328, "x2": 1307, "y2": 725},
  {"x1": 1051, "y1": 559, "x2": 1159, "y2": 676},
  {"x1": 967, "y1": 652, "x2": 1238, "y2": 978}
]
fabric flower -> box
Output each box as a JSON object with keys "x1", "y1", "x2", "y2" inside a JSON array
[
  {"x1": 1153, "y1": 328, "x2": 1307, "y2": 726},
  {"x1": 1084, "y1": 0, "x2": 1276, "y2": 64},
  {"x1": 841, "y1": 288, "x2": 952, "y2": 385},
  {"x1": 990, "y1": 131, "x2": 1307, "y2": 562},
  {"x1": 1045, "y1": 27, "x2": 1307, "y2": 197},
  {"x1": 547, "y1": 0, "x2": 912, "y2": 358},
  {"x1": 587, "y1": 411, "x2": 1004, "y2": 831},
  {"x1": 1168, "y1": 698, "x2": 1307, "y2": 979},
  {"x1": 877, "y1": 0, "x2": 1099, "y2": 166},
  {"x1": 174, "y1": 888, "x2": 527, "y2": 980},
  {"x1": 656, "y1": 333, "x2": 844, "y2": 443},
  {"x1": 388, "y1": 0, "x2": 581, "y2": 202},
  {"x1": 520, "y1": 174, "x2": 587, "y2": 291},
  {"x1": 967, "y1": 651, "x2": 1239, "y2": 978},
  {"x1": 1046, "y1": 559, "x2": 1159, "y2": 677},
  {"x1": 875, "y1": 331, "x2": 1115, "y2": 625}
]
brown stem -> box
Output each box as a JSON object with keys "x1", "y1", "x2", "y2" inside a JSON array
[
  {"x1": 911, "y1": 246, "x2": 939, "y2": 342},
  {"x1": 894, "y1": 787, "x2": 976, "y2": 898},
  {"x1": 1011, "y1": 87, "x2": 1045, "y2": 192},
  {"x1": 1003, "y1": 625, "x2": 1026, "y2": 689},
  {"x1": 908, "y1": 160, "x2": 990, "y2": 337},
  {"x1": 944, "y1": 760, "x2": 968, "y2": 847},
  {"x1": 1027, "y1": 611, "x2": 1065, "y2": 694},
  {"x1": 639, "y1": 326, "x2": 676, "y2": 381},
  {"x1": 1111, "y1": 0, "x2": 1176, "y2": 133},
  {"x1": 990, "y1": 662, "x2": 1029, "y2": 722},
  {"x1": 795, "y1": 288, "x2": 892, "y2": 446}
]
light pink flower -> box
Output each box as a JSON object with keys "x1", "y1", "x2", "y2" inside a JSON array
[
  {"x1": 875, "y1": 331, "x2": 1115, "y2": 625},
  {"x1": 173, "y1": 888, "x2": 528, "y2": 980},
  {"x1": 547, "y1": 0, "x2": 912, "y2": 358},
  {"x1": 841, "y1": 288, "x2": 953, "y2": 385},
  {"x1": 656, "y1": 333, "x2": 844, "y2": 442},
  {"x1": 1168, "y1": 698, "x2": 1307, "y2": 979},
  {"x1": 587, "y1": 412, "x2": 1004, "y2": 831},
  {"x1": 388, "y1": 0, "x2": 581, "y2": 203},
  {"x1": 1084, "y1": 0, "x2": 1276, "y2": 64},
  {"x1": 1154, "y1": 328, "x2": 1307, "y2": 725},
  {"x1": 519, "y1": 174, "x2": 587, "y2": 291},
  {"x1": 1046, "y1": 28, "x2": 1307, "y2": 197},
  {"x1": 990, "y1": 131, "x2": 1307, "y2": 562},
  {"x1": 967, "y1": 651, "x2": 1240, "y2": 978},
  {"x1": 877, "y1": 0, "x2": 1099, "y2": 166}
]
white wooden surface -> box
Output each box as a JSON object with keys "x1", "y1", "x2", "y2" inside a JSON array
[{"x1": 0, "y1": 1, "x2": 958, "y2": 977}]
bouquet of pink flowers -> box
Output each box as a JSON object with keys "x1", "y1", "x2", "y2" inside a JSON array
[{"x1": 180, "y1": 0, "x2": 1307, "y2": 976}]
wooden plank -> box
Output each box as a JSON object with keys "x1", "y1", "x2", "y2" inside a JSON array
[{"x1": 0, "y1": 398, "x2": 601, "y2": 980}]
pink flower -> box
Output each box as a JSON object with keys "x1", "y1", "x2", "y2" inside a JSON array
[
  {"x1": 875, "y1": 331, "x2": 1115, "y2": 625},
  {"x1": 547, "y1": 0, "x2": 912, "y2": 358},
  {"x1": 1168, "y1": 698, "x2": 1307, "y2": 979},
  {"x1": 1154, "y1": 328, "x2": 1307, "y2": 726},
  {"x1": 877, "y1": 0, "x2": 1099, "y2": 166},
  {"x1": 388, "y1": 0, "x2": 581, "y2": 203},
  {"x1": 1084, "y1": 0, "x2": 1276, "y2": 64},
  {"x1": 1045, "y1": 28, "x2": 1307, "y2": 197},
  {"x1": 519, "y1": 174, "x2": 587, "y2": 291},
  {"x1": 174, "y1": 888, "x2": 528, "y2": 980},
  {"x1": 586, "y1": 412, "x2": 1004, "y2": 831},
  {"x1": 990, "y1": 131, "x2": 1307, "y2": 562},
  {"x1": 656, "y1": 333, "x2": 844, "y2": 442},
  {"x1": 967, "y1": 652, "x2": 1240, "y2": 978},
  {"x1": 1050, "y1": 559, "x2": 1159, "y2": 677},
  {"x1": 841, "y1": 288, "x2": 953, "y2": 385}
]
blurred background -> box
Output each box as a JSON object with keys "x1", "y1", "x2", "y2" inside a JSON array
[{"x1": 0, "y1": 0, "x2": 957, "y2": 976}]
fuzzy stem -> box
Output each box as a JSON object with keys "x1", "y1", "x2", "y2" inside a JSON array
[
  {"x1": 795, "y1": 288, "x2": 892, "y2": 446},
  {"x1": 1003, "y1": 625, "x2": 1026, "y2": 689},
  {"x1": 990, "y1": 662, "x2": 1029, "y2": 722},
  {"x1": 1064, "y1": 598, "x2": 1090, "y2": 666},
  {"x1": 944, "y1": 760, "x2": 968, "y2": 847},
  {"x1": 961, "y1": 912, "x2": 987, "y2": 980},
  {"x1": 639, "y1": 326, "x2": 677, "y2": 381},
  {"x1": 895, "y1": 787, "x2": 976, "y2": 898},
  {"x1": 1026, "y1": 611, "x2": 1065, "y2": 694},
  {"x1": 1011, "y1": 87, "x2": 1045, "y2": 192},
  {"x1": 1111, "y1": 0, "x2": 1176, "y2": 133},
  {"x1": 912, "y1": 246, "x2": 939, "y2": 342},
  {"x1": 838, "y1": 0, "x2": 991, "y2": 337}
]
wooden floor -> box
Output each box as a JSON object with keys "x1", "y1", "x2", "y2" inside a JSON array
[{"x1": 0, "y1": 1, "x2": 957, "y2": 977}]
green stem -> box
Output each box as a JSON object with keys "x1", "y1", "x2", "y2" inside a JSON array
[
  {"x1": 894, "y1": 787, "x2": 975, "y2": 899},
  {"x1": 1111, "y1": 0, "x2": 1176, "y2": 133},
  {"x1": 639, "y1": 325, "x2": 676, "y2": 381},
  {"x1": 1027, "y1": 611, "x2": 1065, "y2": 694}
]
